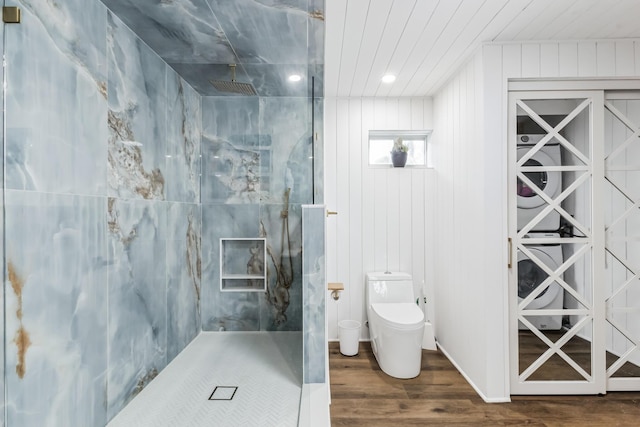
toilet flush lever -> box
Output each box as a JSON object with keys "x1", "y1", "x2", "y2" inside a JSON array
[{"x1": 326, "y1": 210, "x2": 338, "y2": 217}]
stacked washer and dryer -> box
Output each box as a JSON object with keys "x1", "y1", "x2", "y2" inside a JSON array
[{"x1": 516, "y1": 132, "x2": 564, "y2": 330}]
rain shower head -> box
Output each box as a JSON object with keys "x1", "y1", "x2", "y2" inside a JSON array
[{"x1": 209, "y1": 64, "x2": 257, "y2": 96}]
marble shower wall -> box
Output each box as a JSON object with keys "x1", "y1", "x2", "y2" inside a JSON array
[
  {"x1": 302, "y1": 205, "x2": 326, "y2": 384},
  {"x1": 100, "y1": 0, "x2": 322, "y2": 97},
  {"x1": 3, "y1": 2, "x2": 201, "y2": 426},
  {"x1": 5, "y1": 192, "x2": 109, "y2": 426},
  {"x1": 201, "y1": 96, "x2": 313, "y2": 332}
]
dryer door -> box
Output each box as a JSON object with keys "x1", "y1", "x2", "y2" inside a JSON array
[
  {"x1": 517, "y1": 247, "x2": 561, "y2": 310},
  {"x1": 516, "y1": 147, "x2": 561, "y2": 209}
]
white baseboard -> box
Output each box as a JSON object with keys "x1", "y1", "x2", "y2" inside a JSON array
[{"x1": 436, "y1": 343, "x2": 511, "y2": 403}]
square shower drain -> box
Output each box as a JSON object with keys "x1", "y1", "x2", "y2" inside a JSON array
[{"x1": 209, "y1": 386, "x2": 238, "y2": 401}]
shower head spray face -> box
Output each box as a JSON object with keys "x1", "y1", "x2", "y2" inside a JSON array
[{"x1": 209, "y1": 64, "x2": 257, "y2": 96}]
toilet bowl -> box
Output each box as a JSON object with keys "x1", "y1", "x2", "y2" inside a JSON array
[{"x1": 365, "y1": 272, "x2": 425, "y2": 379}]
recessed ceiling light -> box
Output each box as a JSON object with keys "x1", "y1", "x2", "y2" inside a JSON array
[
  {"x1": 381, "y1": 74, "x2": 396, "y2": 83},
  {"x1": 288, "y1": 74, "x2": 302, "y2": 82}
]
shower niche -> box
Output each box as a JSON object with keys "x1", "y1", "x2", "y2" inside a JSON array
[{"x1": 220, "y1": 238, "x2": 267, "y2": 292}]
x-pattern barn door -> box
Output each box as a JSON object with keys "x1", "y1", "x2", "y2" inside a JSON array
[
  {"x1": 509, "y1": 89, "x2": 640, "y2": 395},
  {"x1": 508, "y1": 90, "x2": 606, "y2": 395},
  {"x1": 603, "y1": 93, "x2": 640, "y2": 391}
]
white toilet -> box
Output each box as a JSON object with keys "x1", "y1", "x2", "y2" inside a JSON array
[{"x1": 365, "y1": 272, "x2": 425, "y2": 379}]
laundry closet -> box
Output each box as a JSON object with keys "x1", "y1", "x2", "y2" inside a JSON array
[
  {"x1": 508, "y1": 87, "x2": 640, "y2": 394},
  {"x1": 403, "y1": 40, "x2": 640, "y2": 403}
]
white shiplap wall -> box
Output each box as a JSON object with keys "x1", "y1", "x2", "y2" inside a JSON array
[
  {"x1": 324, "y1": 97, "x2": 435, "y2": 341},
  {"x1": 433, "y1": 51, "x2": 499, "y2": 400},
  {"x1": 431, "y1": 39, "x2": 640, "y2": 402}
]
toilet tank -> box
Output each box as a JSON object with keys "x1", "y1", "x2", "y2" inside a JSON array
[{"x1": 365, "y1": 272, "x2": 414, "y2": 305}]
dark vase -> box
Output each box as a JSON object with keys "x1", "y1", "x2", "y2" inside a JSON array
[{"x1": 391, "y1": 150, "x2": 408, "y2": 168}]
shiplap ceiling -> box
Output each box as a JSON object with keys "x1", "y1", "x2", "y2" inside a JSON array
[{"x1": 325, "y1": 0, "x2": 640, "y2": 97}]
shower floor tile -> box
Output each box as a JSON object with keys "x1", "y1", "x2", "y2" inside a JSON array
[{"x1": 108, "y1": 332, "x2": 302, "y2": 427}]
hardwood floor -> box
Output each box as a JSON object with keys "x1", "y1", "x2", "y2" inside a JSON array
[{"x1": 329, "y1": 342, "x2": 640, "y2": 426}]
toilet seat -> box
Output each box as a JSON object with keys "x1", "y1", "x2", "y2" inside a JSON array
[{"x1": 371, "y1": 303, "x2": 424, "y2": 330}]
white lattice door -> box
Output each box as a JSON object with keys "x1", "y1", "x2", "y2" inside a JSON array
[
  {"x1": 509, "y1": 89, "x2": 640, "y2": 395},
  {"x1": 603, "y1": 93, "x2": 640, "y2": 391},
  {"x1": 508, "y1": 90, "x2": 606, "y2": 395}
]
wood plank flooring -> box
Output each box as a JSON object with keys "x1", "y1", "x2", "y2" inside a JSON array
[{"x1": 329, "y1": 342, "x2": 640, "y2": 426}]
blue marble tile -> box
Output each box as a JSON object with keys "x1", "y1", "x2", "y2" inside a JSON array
[
  {"x1": 243, "y1": 64, "x2": 308, "y2": 97},
  {"x1": 100, "y1": 0, "x2": 237, "y2": 65},
  {"x1": 260, "y1": 203, "x2": 303, "y2": 331},
  {"x1": 20, "y1": 0, "x2": 107, "y2": 82},
  {"x1": 107, "y1": 12, "x2": 168, "y2": 200},
  {"x1": 99, "y1": 0, "x2": 324, "y2": 97},
  {"x1": 207, "y1": 0, "x2": 309, "y2": 65},
  {"x1": 202, "y1": 97, "x2": 261, "y2": 144},
  {"x1": 201, "y1": 133, "x2": 263, "y2": 203},
  {"x1": 259, "y1": 97, "x2": 313, "y2": 205},
  {"x1": 307, "y1": 0, "x2": 325, "y2": 66},
  {"x1": 4, "y1": 190, "x2": 108, "y2": 426},
  {"x1": 107, "y1": 198, "x2": 167, "y2": 419},
  {"x1": 170, "y1": 62, "x2": 314, "y2": 97},
  {"x1": 165, "y1": 75, "x2": 201, "y2": 203},
  {"x1": 5, "y1": 1, "x2": 108, "y2": 195},
  {"x1": 203, "y1": 292, "x2": 261, "y2": 331},
  {"x1": 201, "y1": 97, "x2": 264, "y2": 203},
  {"x1": 302, "y1": 205, "x2": 326, "y2": 384},
  {"x1": 167, "y1": 203, "x2": 202, "y2": 361},
  {"x1": 201, "y1": 204, "x2": 261, "y2": 331}
]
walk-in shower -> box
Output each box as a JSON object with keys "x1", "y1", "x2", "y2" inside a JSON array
[{"x1": 1, "y1": 0, "x2": 325, "y2": 425}]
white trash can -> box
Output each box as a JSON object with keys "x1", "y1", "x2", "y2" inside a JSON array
[{"x1": 338, "y1": 320, "x2": 361, "y2": 356}]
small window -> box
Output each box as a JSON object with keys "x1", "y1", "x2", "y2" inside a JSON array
[{"x1": 368, "y1": 130, "x2": 432, "y2": 168}]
